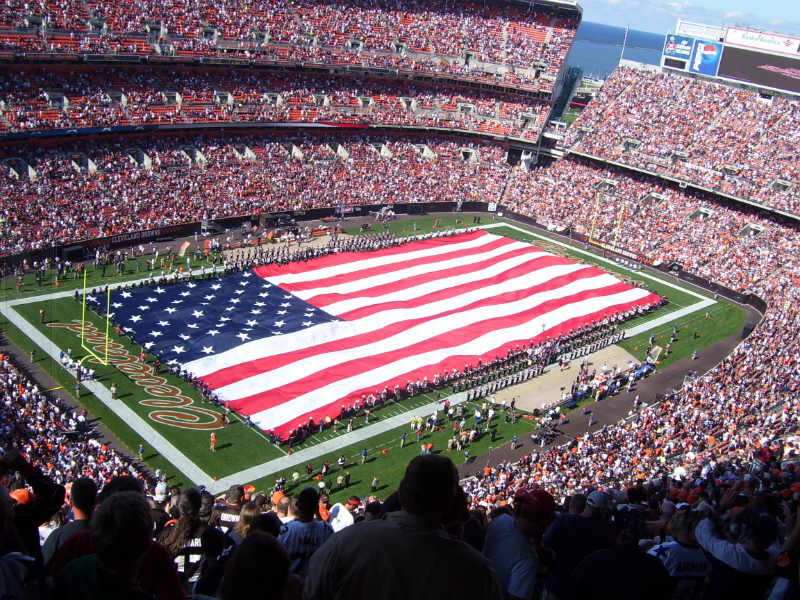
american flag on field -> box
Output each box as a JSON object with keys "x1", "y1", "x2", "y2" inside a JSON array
[{"x1": 100, "y1": 230, "x2": 660, "y2": 438}]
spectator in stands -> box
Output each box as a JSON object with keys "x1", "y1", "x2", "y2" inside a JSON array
[
  {"x1": 647, "y1": 510, "x2": 710, "y2": 599},
  {"x1": 541, "y1": 490, "x2": 616, "y2": 599},
  {"x1": 694, "y1": 508, "x2": 780, "y2": 599},
  {"x1": 483, "y1": 488, "x2": 556, "y2": 600},
  {"x1": 42, "y1": 476, "x2": 97, "y2": 566},
  {"x1": 49, "y1": 475, "x2": 186, "y2": 600},
  {"x1": 277, "y1": 486, "x2": 333, "y2": 580},
  {"x1": 209, "y1": 485, "x2": 245, "y2": 534},
  {"x1": 53, "y1": 490, "x2": 154, "y2": 599},
  {"x1": 158, "y1": 488, "x2": 207, "y2": 586},
  {"x1": 218, "y1": 532, "x2": 291, "y2": 600},
  {"x1": 305, "y1": 455, "x2": 502, "y2": 600},
  {"x1": 229, "y1": 501, "x2": 259, "y2": 544},
  {"x1": 569, "y1": 517, "x2": 674, "y2": 600},
  {"x1": 0, "y1": 448, "x2": 65, "y2": 568},
  {"x1": 326, "y1": 495, "x2": 360, "y2": 532}
]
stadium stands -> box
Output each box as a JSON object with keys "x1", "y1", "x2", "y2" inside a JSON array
[
  {"x1": 562, "y1": 66, "x2": 800, "y2": 214},
  {"x1": 0, "y1": 0, "x2": 579, "y2": 91},
  {"x1": 0, "y1": 66, "x2": 550, "y2": 138},
  {"x1": 3, "y1": 4, "x2": 800, "y2": 596},
  {"x1": 0, "y1": 134, "x2": 510, "y2": 256}
]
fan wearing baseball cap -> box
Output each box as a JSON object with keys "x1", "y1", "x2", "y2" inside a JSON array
[{"x1": 483, "y1": 488, "x2": 556, "y2": 600}]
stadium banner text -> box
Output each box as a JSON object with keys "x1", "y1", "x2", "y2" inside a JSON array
[{"x1": 47, "y1": 320, "x2": 226, "y2": 430}]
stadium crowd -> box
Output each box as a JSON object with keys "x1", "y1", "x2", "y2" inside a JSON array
[
  {"x1": 0, "y1": 0, "x2": 578, "y2": 89},
  {"x1": 0, "y1": 66, "x2": 549, "y2": 138},
  {"x1": 1, "y1": 20, "x2": 800, "y2": 590},
  {"x1": 0, "y1": 134, "x2": 510, "y2": 257},
  {"x1": 562, "y1": 66, "x2": 800, "y2": 214}
]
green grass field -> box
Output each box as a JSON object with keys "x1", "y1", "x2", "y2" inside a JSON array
[{"x1": 0, "y1": 215, "x2": 748, "y2": 500}]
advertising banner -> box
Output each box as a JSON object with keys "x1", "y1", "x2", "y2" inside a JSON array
[
  {"x1": 718, "y1": 45, "x2": 800, "y2": 94},
  {"x1": 676, "y1": 19, "x2": 725, "y2": 42},
  {"x1": 688, "y1": 40, "x2": 723, "y2": 76},
  {"x1": 663, "y1": 34, "x2": 695, "y2": 59},
  {"x1": 725, "y1": 26, "x2": 800, "y2": 58}
]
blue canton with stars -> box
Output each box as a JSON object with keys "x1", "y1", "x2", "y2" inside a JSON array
[{"x1": 87, "y1": 271, "x2": 339, "y2": 365}]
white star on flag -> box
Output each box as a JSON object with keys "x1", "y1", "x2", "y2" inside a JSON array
[
  {"x1": 179, "y1": 334, "x2": 191, "y2": 341},
  {"x1": 274, "y1": 320, "x2": 285, "y2": 327},
  {"x1": 236, "y1": 332, "x2": 250, "y2": 341},
  {"x1": 207, "y1": 330, "x2": 220, "y2": 336},
  {"x1": 172, "y1": 346, "x2": 185, "y2": 354},
  {"x1": 130, "y1": 315, "x2": 142, "y2": 323},
  {"x1": 154, "y1": 287, "x2": 165, "y2": 294},
  {"x1": 202, "y1": 346, "x2": 214, "y2": 354},
  {"x1": 192, "y1": 310, "x2": 204, "y2": 318},
  {"x1": 165, "y1": 307, "x2": 177, "y2": 314},
  {"x1": 211, "y1": 284, "x2": 221, "y2": 290},
  {"x1": 187, "y1": 323, "x2": 199, "y2": 329},
  {"x1": 149, "y1": 331, "x2": 163, "y2": 337},
  {"x1": 120, "y1": 291, "x2": 132, "y2": 298},
  {"x1": 157, "y1": 321, "x2": 170, "y2": 327}
]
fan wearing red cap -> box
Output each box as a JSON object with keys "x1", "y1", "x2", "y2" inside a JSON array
[{"x1": 483, "y1": 488, "x2": 556, "y2": 600}]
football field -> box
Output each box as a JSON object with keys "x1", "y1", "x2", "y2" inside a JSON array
[{"x1": 0, "y1": 216, "x2": 747, "y2": 499}]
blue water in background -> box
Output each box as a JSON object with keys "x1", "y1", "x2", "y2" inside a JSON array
[{"x1": 567, "y1": 21, "x2": 664, "y2": 79}]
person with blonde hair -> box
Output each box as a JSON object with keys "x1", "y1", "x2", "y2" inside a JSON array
[{"x1": 230, "y1": 501, "x2": 260, "y2": 545}]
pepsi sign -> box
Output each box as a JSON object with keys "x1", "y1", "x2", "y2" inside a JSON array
[{"x1": 688, "y1": 40, "x2": 723, "y2": 76}]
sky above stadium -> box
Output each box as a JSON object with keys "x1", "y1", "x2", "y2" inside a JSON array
[{"x1": 579, "y1": 0, "x2": 800, "y2": 37}]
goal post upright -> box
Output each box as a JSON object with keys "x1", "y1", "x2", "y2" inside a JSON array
[{"x1": 80, "y1": 269, "x2": 110, "y2": 366}]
